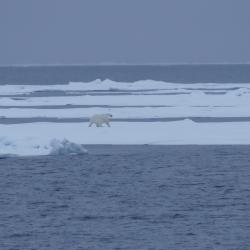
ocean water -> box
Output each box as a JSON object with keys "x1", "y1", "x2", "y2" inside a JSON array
[
  {"x1": 0, "y1": 145, "x2": 250, "y2": 250},
  {"x1": 1, "y1": 65, "x2": 250, "y2": 249},
  {"x1": 1, "y1": 64, "x2": 250, "y2": 85}
]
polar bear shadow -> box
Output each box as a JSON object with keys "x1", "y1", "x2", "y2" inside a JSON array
[{"x1": 88, "y1": 113, "x2": 113, "y2": 127}]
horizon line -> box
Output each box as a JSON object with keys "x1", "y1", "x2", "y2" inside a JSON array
[{"x1": 1, "y1": 62, "x2": 250, "y2": 67}]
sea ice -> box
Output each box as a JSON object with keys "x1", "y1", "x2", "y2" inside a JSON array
[
  {"x1": 49, "y1": 139, "x2": 88, "y2": 155},
  {"x1": 0, "y1": 120, "x2": 250, "y2": 156}
]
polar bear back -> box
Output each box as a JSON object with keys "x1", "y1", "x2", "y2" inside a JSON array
[{"x1": 89, "y1": 113, "x2": 112, "y2": 123}]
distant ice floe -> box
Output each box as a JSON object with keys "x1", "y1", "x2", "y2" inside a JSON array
[
  {"x1": 0, "y1": 79, "x2": 249, "y2": 95},
  {"x1": 0, "y1": 80, "x2": 250, "y2": 120},
  {"x1": 0, "y1": 86, "x2": 250, "y2": 108}
]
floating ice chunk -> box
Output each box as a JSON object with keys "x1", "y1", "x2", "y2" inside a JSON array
[
  {"x1": 0, "y1": 137, "x2": 18, "y2": 157},
  {"x1": 49, "y1": 139, "x2": 88, "y2": 155}
]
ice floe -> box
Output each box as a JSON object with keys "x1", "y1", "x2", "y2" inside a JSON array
[
  {"x1": 0, "y1": 79, "x2": 249, "y2": 95},
  {"x1": 1, "y1": 80, "x2": 250, "y2": 156},
  {"x1": 0, "y1": 120, "x2": 250, "y2": 156}
]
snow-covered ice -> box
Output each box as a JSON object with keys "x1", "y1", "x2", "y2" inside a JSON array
[
  {"x1": 0, "y1": 79, "x2": 249, "y2": 95},
  {"x1": 49, "y1": 139, "x2": 88, "y2": 155},
  {"x1": 1, "y1": 89, "x2": 250, "y2": 107},
  {"x1": 0, "y1": 120, "x2": 250, "y2": 156},
  {"x1": 0, "y1": 80, "x2": 250, "y2": 156},
  {"x1": 1, "y1": 105, "x2": 250, "y2": 118}
]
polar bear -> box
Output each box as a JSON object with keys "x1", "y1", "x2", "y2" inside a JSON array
[{"x1": 88, "y1": 113, "x2": 113, "y2": 127}]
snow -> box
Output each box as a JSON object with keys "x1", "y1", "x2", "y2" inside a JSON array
[
  {"x1": 0, "y1": 120, "x2": 250, "y2": 156},
  {"x1": 0, "y1": 88, "x2": 250, "y2": 107},
  {"x1": 1, "y1": 105, "x2": 250, "y2": 118},
  {"x1": 0, "y1": 134, "x2": 88, "y2": 156},
  {"x1": 0, "y1": 79, "x2": 249, "y2": 95},
  {"x1": 0, "y1": 80, "x2": 250, "y2": 156},
  {"x1": 49, "y1": 139, "x2": 88, "y2": 155}
]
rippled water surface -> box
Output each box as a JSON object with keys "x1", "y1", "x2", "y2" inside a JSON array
[
  {"x1": 2, "y1": 64, "x2": 250, "y2": 84},
  {"x1": 0, "y1": 145, "x2": 250, "y2": 250}
]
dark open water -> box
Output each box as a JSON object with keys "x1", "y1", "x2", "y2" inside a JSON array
[
  {"x1": 1, "y1": 145, "x2": 250, "y2": 250},
  {"x1": 1, "y1": 64, "x2": 250, "y2": 84}
]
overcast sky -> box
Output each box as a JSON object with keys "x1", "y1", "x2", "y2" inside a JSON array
[{"x1": 1, "y1": 0, "x2": 250, "y2": 65}]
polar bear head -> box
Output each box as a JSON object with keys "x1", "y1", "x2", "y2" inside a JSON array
[{"x1": 105, "y1": 113, "x2": 113, "y2": 118}]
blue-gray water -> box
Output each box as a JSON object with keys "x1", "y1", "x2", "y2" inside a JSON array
[
  {"x1": 0, "y1": 145, "x2": 250, "y2": 250},
  {"x1": 1, "y1": 64, "x2": 250, "y2": 85},
  {"x1": 1, "y1": 65, "x2": 250, "y2": 249}
]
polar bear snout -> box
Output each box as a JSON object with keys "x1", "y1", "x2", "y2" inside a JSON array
[{"x1": 106, "y1": 113, "x2": 113, "y2": 118}]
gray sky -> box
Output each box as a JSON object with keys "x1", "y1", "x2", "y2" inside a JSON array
[{"x1": 1, "y1": 0, "x2": 250, "y2": 65}]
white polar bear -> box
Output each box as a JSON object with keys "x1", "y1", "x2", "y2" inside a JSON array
[{"x1": 88, "y1": 113, "x2": 113, "y2": 127}]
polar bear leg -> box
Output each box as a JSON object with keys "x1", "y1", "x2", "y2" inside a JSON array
[
  {"x1": 105, "y1": 121, "x2": 111, "y2": 127},
  {"x1": 96, "y1": 122, "x2": 102, "y2": 127}
]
